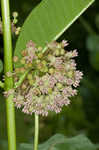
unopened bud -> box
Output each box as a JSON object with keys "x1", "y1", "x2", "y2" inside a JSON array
[
  {"x1": 36, "y1": 59, "x2": 40, "y2": 64},
  {"x1": 42, "y1": 60, "x2": 47, "y2": 65},
  {"x1": 15, "y1": 68, "x2": 20, "y2": 73},
  {"x1": 29, "y1": 80, "x2": 34, "y2": 85},
  {"x1": 15, "y1": 27, "x2": 21, "y2": 35},
  {"x1": 57, "y1": 44, "x2": 61, "y2": 49},
  {"x1": 27, "y1": 74, "x2": 32, "y2": 80},
  {"x1": 56, "y1": 83, "x2": 63, "y2": 89},
  {"x1": 22, "y1": 84, "x2": 27, "y2": 89},
  {"x1": 49, "y1": 68, "x2": 54, "y2": 74},
  {"x1": 12, "y1": 12, "x2": 18, "y2": 18},
  {"x1": 20, "y1": 67, "x2": 25, "y2": 73},
  {"x1": 38, "y1": 52, "x2": 43, "y2": 58},
  {"x1": 38, "y1": 47, "x2": 42, "y2": 51},
  {"x1": 42, "y1": 67, "x2": 48, "y2": 73},
  {"x1": 54, "y1": 49, "x2": 60, "y2": 56},
  {"x1": 21, "y1": 50, "x2": 27, "y2": 56},
  {"x1": 20, "y1": 59, "x2": 25, "y2": 64},
  {"x1": 60, "y1": 49, "x2": 65, "y2": 55},
  {"x1": 67, "y1": 71, "x2": 73, "y2": 78},
  {"x1": 48, "y1": 88, "x2": 52, "y2": 94},
  {"x1": 27, "y1": 63, "x2": 32, "y2": 68},
  {"x1": 13, "y1": 56, "x2": 18, "y2": 62}
]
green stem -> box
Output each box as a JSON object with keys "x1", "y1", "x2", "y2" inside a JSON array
[
  {"x1": 14, "y1": 69, "x2": 30, "y2": 89},
  {"x1": 79, "y1": 17, "x2": 96, "y2": 35},
  {"x1": 34, "y1": 114, "x2": 39, "y2": 150},
  {"x1": 0, "y1": 81, "x2": 4, "y2": 88},
  {"x1": 1, "y1": 0, "x2": 16, "y2": 150}
]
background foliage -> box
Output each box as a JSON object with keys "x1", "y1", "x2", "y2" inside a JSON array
[{"x1": 0, "y1": 0, "x2": 99, "y2": 149}]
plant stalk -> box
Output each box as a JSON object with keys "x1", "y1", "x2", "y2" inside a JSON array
[
  {"x1": 14, "y1": 69, "x2": 31, "y2": 89},
  {"x1": 1, "y1": 0, "x2": 16, "y2": 150},
  {"x1": 34, "y1": 114, "x2": 39, "y2": 150}
]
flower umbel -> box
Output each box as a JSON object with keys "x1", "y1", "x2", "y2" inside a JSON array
[{"x1": 5, "y1": 40, "x2": 83, "y2": 116}]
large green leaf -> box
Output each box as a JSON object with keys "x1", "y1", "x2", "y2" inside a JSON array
[
  {"x1": 19, "y1": 134, "x2": 65, "y2": 150},
  {"x1": 19, "y1": 134, "x2": 97, "y2": 150},
  {"x1": 0, "y1": 134, "x2": 98, "y2": 150},
  {"x1": 55, "y1": 134, "x2": 97, "y2": 150},
  {"x1": 15, "y1": 0, "x2": 94, "y2": 59}
]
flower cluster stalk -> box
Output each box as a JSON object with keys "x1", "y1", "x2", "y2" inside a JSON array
[
  {"x1": 1, "y1": 0, "x2": 16, "y2": 150},
  {"x1": 34, "y1": 114, "x2": 39, "y2": 150}
]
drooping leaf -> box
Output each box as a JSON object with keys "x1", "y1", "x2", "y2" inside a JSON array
[
  {"x1": 19, "y1": 134, "x2": 97, "y2": 150},
  {"x1": 54, "y1": 134, "x2": 97, "y2": 150},
  {"x1": 14, "y1": 0, "x2": 94, "y2": 63},
  {"x1": 39, "y1": 134, "x2": 66, "y2": 150},
  {"x1": 19, "y1": 134, "x2": 66, "y2": 150}
]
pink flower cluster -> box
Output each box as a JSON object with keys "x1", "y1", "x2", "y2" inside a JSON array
[{"x1": 12, "y1": 40, "x2": 83, "y2": 116}]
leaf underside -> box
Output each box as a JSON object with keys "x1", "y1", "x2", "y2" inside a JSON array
[{"x1": 14, "y1": 0, "x2": 94, "y2": 65}]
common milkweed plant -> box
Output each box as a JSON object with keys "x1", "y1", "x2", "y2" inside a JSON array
[{"x1": 0, "y1": 0, "x2": 95, "y2": 150}]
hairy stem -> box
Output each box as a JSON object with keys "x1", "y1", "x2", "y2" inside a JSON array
[
  {"x1": 34, "y1": 114, "x2": 39, "y2": 150},
  {"x1": 1, "y1": 0, "x2": 16, "y2": 150}
]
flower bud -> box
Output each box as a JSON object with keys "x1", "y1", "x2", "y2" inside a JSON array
[
  {"x1": 56, "y1": 83, "x2": 63, "y2": 89},
  {"x1": 37, "y1": 63, "x2": 43, "y2": 70},
  {"x1": 12, "y1": 12, "x2": 18, "y2": 18},
  {"x1": 42, "y1": 60, "x2": 47, "y2": 65},
  {"x1": 48, "y1": 88, "x2": 52, "y2": 94},
  {"x1": 36, "y1": 59, "x2": 41, "y2": 64},
  {"x1": 20, "y1": 58, "x2": 25, "y2": 64},
  {"x1": 27, "y1": 63, "x2": 32, "y2": 68},
  {"x1": 20, "y1": 67, "x2": 25, "y2": 73},
  {"x1": 21, "y1": 84, "x2": 27, "y2": 89},
  {"x1": 54, "y1": 49, "x2": 60, "y2": 56},
  {"x1": 45, "y1": 96, "x2": 49, "y2": 101},
  {"x1": 15, "y1": 68, "x2": 20, "y2": 73},
  {"x1": 60, "y1": 49, "x2": 65, "y2": 55},
  {"x1": 65, "y1": 52, "x2": 73, "y2": 58},
  {"x1": 67, "y1": 71, "x2": 73, "y2": 78},
  {"x1": 49, "y1": 68, "x2": 54, "y2": 74},
  {"x1": 21, "y1": 50, "x2": 27, "y2": 56},
  {"x1": 27, "y1": 74, "x2": 32, "y2": 80},
  {"x1": 38, "y1": 47, "x2": 42, "y2": 51},
  {"x1": 38, "y1": 52, "x2": 43, "y2": 58},
  {"x1": 15, "y1": 27, "x2": 21, "y2": 35},
  {"x1": 42, "y1": 67, "x2": 48, "y2": 73},
  {"x1": 28, "y1": 80, "x2": 34, "y2": 85},
  {"x1": 57, "y1": 43, "x2": 61, "y2": 49},
  {"x1": 13, "y1": 56, "x2": 18, "y2": 62}
]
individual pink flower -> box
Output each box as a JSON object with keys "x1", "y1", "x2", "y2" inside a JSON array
[{"x1": 61, "y1": 40, "x2": 69, "y2": 47}]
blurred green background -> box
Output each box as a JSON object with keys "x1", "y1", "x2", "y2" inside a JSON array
[{"x1": 0, "y1": 0, "x2": 99, "y2": 147}]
